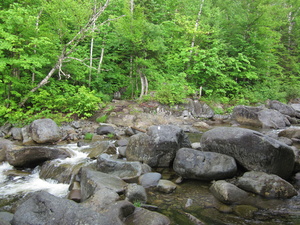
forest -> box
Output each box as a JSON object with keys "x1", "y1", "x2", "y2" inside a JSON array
[{"x1": 0, "y1": 0, "x2": 299, "y2": 126}]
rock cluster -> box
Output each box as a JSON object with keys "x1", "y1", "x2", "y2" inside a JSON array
[{"x1": 1, "y1": 99, "x2": 300, "y2": 224}]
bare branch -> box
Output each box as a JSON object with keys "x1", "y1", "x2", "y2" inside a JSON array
[
  {"x1": 20, "y1": 0, "x2": 111, "y2": 106},
  {"x1": 65, "y1": 57, "x2": 98, "y2": 70}
]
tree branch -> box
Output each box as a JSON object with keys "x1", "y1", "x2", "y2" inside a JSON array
[{"x1": 19, "y1": 0, "x2": 111, "y2": 106}]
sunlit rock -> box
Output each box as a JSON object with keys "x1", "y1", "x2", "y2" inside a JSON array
[
  {"x1": 237, "y1": 171, "x2": 297, "y2": 198},
  {"x1": 173, "y1": 148, "x2": 237, "y2": 180},
  {"x1": 29, "y1": 118, "x2": 61, "y2": 144},
  {"x1": 126, "y1": 125, "x2": 191, "y2": 167},
  {"x1": 201, "y1": 127, "x2": 295, "y2": 179}
]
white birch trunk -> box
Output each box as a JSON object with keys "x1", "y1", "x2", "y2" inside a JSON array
[
  {"x1": 97, "y1": 47, "x2": 105, "y2": 74},
  {"x1": 190, "y1": 0, "x2": 205, "y2": 51},
  {"x1": 20, "y1": 0, "x2": 111, "y2": 106}
]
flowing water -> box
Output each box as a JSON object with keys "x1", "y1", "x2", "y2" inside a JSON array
[
  {"x1": 0, "y1": 143, "x2": 91, "y2": 211},
  {"x1": 1, "y1": 135, "x2": 300, "y2": 224}
]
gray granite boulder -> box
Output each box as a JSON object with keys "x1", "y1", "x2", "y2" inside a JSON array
[
  {"x1": 209, "y1": 180, "x2": 249, "y2": 204},
  {"x1": 125, "y1": 183, "x2": 147, "y2": 203},
  {"x1": 278, "y1": 127, "x2": 300, "y2": 139},
  {"x1": 81, "y1": 188, "x2": 120, "y2": 212},
  {"x1": 124, "y1": 207, "x2": 171, "y2": 225},
  {"x1": 80, "y1": 167, "x2": 127, "y2": 202},
  {"x1": 173, "y1": 148, "x2": 237, "y2": 180},
  {"x1": 268, "y1": 100, "x2": 300, "y2": 118},
  {"x1": 29, "y1": 118, "x2": 61, "y2": 143},
  {"x1": 156, "y1": 180, "x2": 177, "y2": 193},
  {"x1": 139, "y1": 172, "x2": 162, "y2": 188},
  {"x1": 236, "y1": 171, "x2": 297, "y2": 198},
  {"x1": 185, "y1": 99, "x2": 215, "y2": 118},
  {"x1": 96, "y1": 125, "x2": 116, "y2": 135},
  {"x1": 6, "y1": 145, "x2": 71, "y2": 168},
  {"x1": 126, "y1": 125, "x2": 191, "y2": 167},
  {"x1": 96, "y1": 153, "x2": 151, "y2": 182},
  {"x1": 12, "y1": 191, "x2": 121, "y2": 225},
  {"x1": 84, "y1": 141, "x2": 117, "y2": 159},
  {"x1": 0, "y1": 138, "x2": 13, "y2": 162},
  {"x1": 200, "y1": 127, "x2": 295, "y2": 179},
  {"x1": 11, "y1": 127, "x2": 22, "y2": 140},
  {"x1": 232, "y1": 105, "x2": 290, "y2": 128}
]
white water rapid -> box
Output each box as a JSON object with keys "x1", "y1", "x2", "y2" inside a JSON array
[{"x1": 0, "y1": 143, "x2": 91, "y2": 198}]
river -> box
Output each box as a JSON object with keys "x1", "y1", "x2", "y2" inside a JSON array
[{"x1": 1, "y1": 133, "x2": 300, "y2": 224}]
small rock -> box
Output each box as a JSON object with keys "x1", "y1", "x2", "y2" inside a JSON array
[
  {"x1": 156, "y1": 180, "x2": 177, "y2": 193},
  {"x1": 209, "y1": 180, "x2": 249, "y2": 204},
  {"x1": 139, "y1": 172, "x2": 162, "y2": 188},
  {"x1": 96, "y1": 125, "x2": 116, "y2": 135},
  {"x1": 125, "y1": 183, "x2": 147, "y2": 204}
]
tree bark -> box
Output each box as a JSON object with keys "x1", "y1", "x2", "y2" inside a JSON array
[
  {"x1": 139, "y1": 68, "x2": 144, "y2": 99},
  {"x1": 89, "y1": 22, "x2": 95, "y2": 87},
  {"x1": 97, "y1": 47, "x2": 105, "y2": 74},
  {"x1": 187, "y1": 0, "x2": 205, "y2": 75},
  {"x1": 190, "y1": 0, "x2": 205, "y2": 51}
]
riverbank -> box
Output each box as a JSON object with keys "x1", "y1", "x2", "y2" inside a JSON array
[{"x1": 1, "y1": 99, "x2": 300, "y2": 224}]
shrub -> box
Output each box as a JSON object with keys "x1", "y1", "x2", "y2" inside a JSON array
[
  {"x1": 84, "y1": 133, "x2": 94, "y2": 140},
  {"x1": 96, "y1": 115, "x2": 108, "y2": 123}
]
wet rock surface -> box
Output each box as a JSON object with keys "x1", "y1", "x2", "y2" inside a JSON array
[{"x1": 6, "y1": 145, "x2": 71, "y2": 168}]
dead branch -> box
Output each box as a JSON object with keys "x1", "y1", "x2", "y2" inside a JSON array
[{"x1": 19, "y1": 0, "x2": 111, "y2": 107}]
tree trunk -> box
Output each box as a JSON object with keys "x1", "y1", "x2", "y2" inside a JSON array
[
  {"x1": 190, "y1": 0, "x2": 205, "y2": 51},
  {"x1": 97, "y1": 47, "x2": 105, "y2": 74},
  {"x1": 187, "y1": 0, "x2": 205, "y2": 75},
  {"x1": 139, "y1": 72, "x2": 145, "y2": 99},
  {"x1": 89, "y1": 22, "x2": 95, "y2": 87},
  {"x1": 19, "y1": 0, "x2": 111, "y2": 106},
  {"x1": 144, "y1": 75, "x2": 148, "y2": 95},
  {"x1": 130, "y1": 0, "x2": 135, "y2": 98}
]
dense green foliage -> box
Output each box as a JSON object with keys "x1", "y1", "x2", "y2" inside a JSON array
[{"x1": 1, "y1": 0, "x2": 300, "y2": 125}]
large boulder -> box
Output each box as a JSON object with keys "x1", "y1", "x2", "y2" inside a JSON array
[
  {"x1": 39, "y1": 159, "x2": 89, "y2": 184},
  {"x1": 96, "y1": 154, "x2": 151, "y2": 182},
  {"x1": 80, "y1": 167, "x2": 127, "y2": 202},
  {"x1": 200, "y1": 127, "x2": 295, "y2": 179},
  {"x1": 185, "y1": 99, "x2": 215, "y2": 118},
  {"x1": 29, "y1": 118, "x2": 61, "y2": 143},
  {"x1": 268, "y1": 100, "x2": 300, "y2": 118},
  {"x1": 126, "y1": 125, "x2": 191, "y2": 167},
  {"x1": 278, "y1": 127, "x2": 300, "y2": 139},
  {"x1": 81, "y1": 188, "x2": 120, "y2": 212},
  {"x1": 173, "y1": 148, "x2": 237, "y2": 180},
  {"x1": 291, "y1": 104, "x2": 300, "y2": 113},
  {"x1": 124, "y1": 207, "x2": 171, "y2": 225},
  {"x1": 232, "y1": 105, "x2": 290, "y2": 128},
  {"x1": 0, "y1": 138, "x2": 13, "y2": 162},
  {"x1": 12, "y1": 191, "x2": 122, "y2": 225},
  {"x1": 237, "y1": 171, "x2": 297, "y2": 198},
  {"x1": 6, "y1": 145, "x2": 71, "y2": 168}
]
